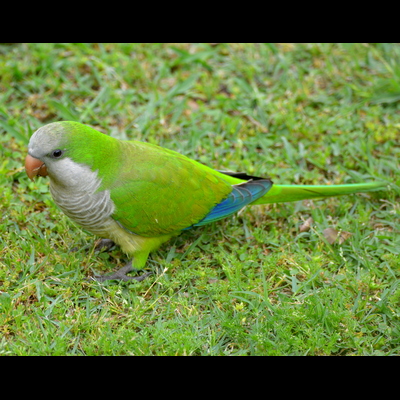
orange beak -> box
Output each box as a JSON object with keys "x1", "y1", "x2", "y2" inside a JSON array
[{"x1": 25, "y1": 154, "x2": 48, "y2": 180}]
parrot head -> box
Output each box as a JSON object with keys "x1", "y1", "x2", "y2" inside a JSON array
[
  {"x1": 25, "y1": 122, "x2": 67, "y2": 180},
  {"x1": 25, "y1": 121, "x2": 114, "y2": 187}
]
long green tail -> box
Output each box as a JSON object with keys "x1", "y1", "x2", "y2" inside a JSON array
[{"x1": 251, "y1": 182, "x2": 386, "y2": 205}]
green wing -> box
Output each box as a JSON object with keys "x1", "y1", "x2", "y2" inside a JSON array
[{"x1": 106, "y1": 141, "x2": 234, "y2": 237}]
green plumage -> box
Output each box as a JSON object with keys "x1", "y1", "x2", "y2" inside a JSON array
[
  {"x1": 104, "y1": 140, "x2": 233, "y2": 236},
  {"x1": 26, "y1": 121, "x2": 387, "y2": 281}
]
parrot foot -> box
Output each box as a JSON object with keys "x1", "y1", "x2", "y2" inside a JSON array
[
  {"x1": 69, "y1": 239, "x2": 115, "y2": 253},
  {"x1": 92, "y1": 260, "x2": 153, "y2": 282},
  {"x1": 94, "y1": 239, "x2": 116, "y2": 252}
]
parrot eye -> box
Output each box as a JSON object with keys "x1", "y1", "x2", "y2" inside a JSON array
[{"x1": 52, "y1": 149, "x2": 64, "y2": 158}]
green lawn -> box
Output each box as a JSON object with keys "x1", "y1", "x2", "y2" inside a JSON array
[{"x1": 1, "y1": 43, "x2": 399, "y2": 355}]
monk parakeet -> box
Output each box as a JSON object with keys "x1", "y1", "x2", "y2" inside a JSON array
[{"x1": 25, "y1": 121, "x2": 385, "y2": 282}]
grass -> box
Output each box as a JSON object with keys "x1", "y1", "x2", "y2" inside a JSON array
[{"x1": 1, "y1": 43, "x2": 399, "y2": 355}]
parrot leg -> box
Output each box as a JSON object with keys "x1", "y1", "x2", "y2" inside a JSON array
[
  {"x1": 94, "y1": 239, "x2": 116, "y2": 252},
  {"x1": 69, "y1": 239, "x2": 115, "y2": 253},
  {"x1": 92, "y1": 260, "x2": 153, "y2": 282}
]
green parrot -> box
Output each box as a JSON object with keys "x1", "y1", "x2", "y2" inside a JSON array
[{"x1": 25, "y1": 121, "x2": 385, "y2": 282}]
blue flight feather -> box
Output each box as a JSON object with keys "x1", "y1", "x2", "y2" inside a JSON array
[{"x1": 187, "y1": 179, "x2": 273, "y2": 228}]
